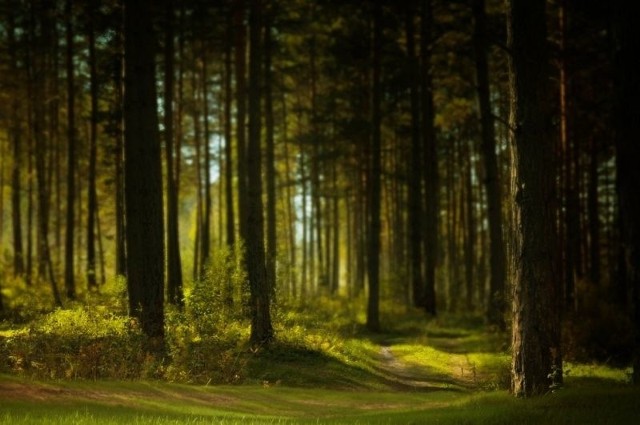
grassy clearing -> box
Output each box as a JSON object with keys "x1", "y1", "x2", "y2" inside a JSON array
[
  {"x1": 1, "y1": 375, "x2": 639, "y2": 424},
  {"x1": 2, "y1": 303, "x2": 637, "y2": 424}
]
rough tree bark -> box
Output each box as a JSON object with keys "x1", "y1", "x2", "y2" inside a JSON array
[
  {"x1": 507, "y1": 0, "x2": 560, "y2": 397},
  {"x1": 124, "y1": 0, "x2": 165, "y2": 345},
  {"x1": 247, "y1": 0, "x2": 273, "y2": 344}
]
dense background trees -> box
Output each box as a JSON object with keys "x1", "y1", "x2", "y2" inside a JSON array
[{"x1": 0, "y1": 0, "x2": 637, "y2": 395}]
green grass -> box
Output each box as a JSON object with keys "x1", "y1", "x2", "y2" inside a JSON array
[
  {"x1": 2, "y1": 306, "x2": 637, "y2": 424},
  {"x1": 1, "y1": 376, "x2": 639, "y2": 424}
]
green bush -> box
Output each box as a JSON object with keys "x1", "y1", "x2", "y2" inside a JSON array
[{"x1": 2, "y1": 307, "x2": 148, "y2": 380}]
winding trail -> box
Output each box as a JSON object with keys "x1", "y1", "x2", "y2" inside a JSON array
[{"x1": 376, "y1": 341, "x2": 483, "y2": 392}]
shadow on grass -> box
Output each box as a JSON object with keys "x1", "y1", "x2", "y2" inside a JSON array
[
  {"x1": 243, "y1": 342, "x2": 380, "y2": 390},
  {"x1": 243, "y1": 341, "x2": 468, "y2": 393}
]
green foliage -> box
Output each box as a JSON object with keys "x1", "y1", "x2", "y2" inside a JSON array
[
  {"x1": 0, "y1": 276, "x2": 55, "y2": 324},
  {"x1": 1, "y1": 307, "x2": 148, "y2": 380},
  {"x1": 164, "y1": 246, "x2": 251, "y2": 384},
  {"x1": 185, "y1": 245, "x2": 248, "y2": 336},
  {"x1": 85, "y1": 275, "x2": 128, "y2": 316}
]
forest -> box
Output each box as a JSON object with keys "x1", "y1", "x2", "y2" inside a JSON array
[{"x1": 0, "y1": 0, "x2": 639, "y2": 423}]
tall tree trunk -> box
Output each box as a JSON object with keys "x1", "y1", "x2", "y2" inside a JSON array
[
  {"x1": 309, "y1": 23, "x2": 324, "y2": 291},
  {"x1": 114, "y1": 4, "x2": 126, "y2": 277},
  {"x1": 64, "y1": 0, "x2": 76, "y2": 298},
  {"x1": 464, "y1": 142, "x2": 476, "y2": 311},
  {"x1": 300, "y1": 152, "x2": 308, "y2": 301},
  {"x1": 86, "y1": 1, "x2": 98, "y2": 290},
  {"x1": 191, "y1": 64, "x2": 203, "y2": 281},
  {"x1": 164, "y1": 0, "x2": 184, "y2": 306},
  {"x1": 473, "y1": 0, "x2": 506, "y2": 328},
  {"x1": 366, "y1": 1, "x2": 382, "y2": 333},
  {"x1": 8, "y1": 3, "x2": 25, "y2": 278},
  {"x1": 200, "y1": 46, "x2": 212, "y2": 275},
  {"x1": 612, "y1": 0, "x2": 640, "y2": 385},
  {"x1": 33, "y1": 1, "x2": 61, "y2": 306},
  {"x1": 406, "y1": 4, "x2": 424, "y2": 308},
  {"x1": 26, "y1": 91, "x2": 34, "y2": 285},
  {"x1": 507, "y1": 0, "x2": 560, "y2": 397},
  {"x1": 421, "y1": 0, "x2": 438, "y2": 316},
  {"x1": 247, "y1": 0, "x2": 273, "y2": 345},
  {"x1": 96, "y1": 202, "x2": 106, "y2": 285},
  {"x1": 124, "y1": 0, "x2": 165, "y2": 345},
  {"x1": 224, "y1": 9, "x2": 236, "y2": 251},
  {"x1": 331, "y1": 159, "x2": 340, "y2": 295},
  {"x1": 235, "y1": 0, "x2": 249, "y2": 250},
  {"x1": 587, "y1": 136, "x2": 600, "y2": 286},
  {"x1": 264, "y1": 7, "x2": 277, "y2": 294},
  {"x1": 281, "y1": 93, "x2": 296, "y2": 299}
]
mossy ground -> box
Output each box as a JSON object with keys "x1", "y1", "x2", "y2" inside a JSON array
[{"x1": 2, "y1": 306, "x2": 637, "y2": 424}]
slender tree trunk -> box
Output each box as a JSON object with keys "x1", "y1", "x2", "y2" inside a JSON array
[
  {"x1": 235, "y1": 0, "x2": 249, "y2": 250},
  {"x1": 96, "y1": 201, "x2": 106, "y2": 285},
  {"x1": 406, "y1": 5, "x2": 424, "y2": 308},
  {"x1": 464, "y1": 142, "x2": 476, "y2": 311},
  {"x1": 612, "y1": 0, "x2": 640, "y2": 385},
  {"x1": 421, "y1": 0, "x2": 438, "y2": 316},
  {"x1": 224, "y1": 9, "x2": 236, "y2": 251},
  {"x1": 124, "y1": 0, "x2": 165, "y2": 345},
  {"x1": 331, "y1": 159, "x2": 340, "y2": 295},
  {"x1": 309, "y1": 27, "x2": 324, "y2": 292},
  {"x1": 281, "y1": 94, "x2": 297, "y2": 299},
  {"x1": 200, "y1": 46, "x2": 212, "y2": 275},
  {"x1": 507, "y1": 0, "x2": 560, "y2": 397},
  {"x1": 164, "y1": 0, "x2": 184, "y2": 306},
  {"x1": 473, "y1": 0, "x2": 506, "y2": 328},
  {"x1": 26, "y1": 94, "x2": 34, "y2": 285},
  {"x1": 64, "y1": 0, "x2": 76, "y2": 298},
  {"x1": 191, "y1": 64, "x2": 203, "y2": 281},
  {"x1": 86, "y1": 2, "x2": 99, "y2": 290},
  {"x1": 366, "y1": 1, "x2": 382, "y2": 333},
  {"x1": 33, "y1": 2, "x2": 61, "y2": 306},
  {"x1": 587, "y1": 136, "x2": 600, "y2": 286},
  {"x1": 300, "y1": 155, "x2": 308, "y2": 301},
  {"x1": 264, "y1": 8, "x2": 277, "y2": 294},
  {"x1": 114, "y1": 6, "x2": 126, "y2": 277},
  {"x1": 8, "y1": 4, "x2": 25, "y2": 278},
  {"x1": 247, "y1": 0, "x2": 273, "y2": 345}
]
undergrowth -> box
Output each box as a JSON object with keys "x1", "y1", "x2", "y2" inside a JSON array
[{"x1": 0, "y1": 250, "x2": 631, "y2": 389}]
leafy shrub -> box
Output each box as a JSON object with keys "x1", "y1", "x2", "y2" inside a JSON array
[{"x1": 2, "y1": 307, "x2": 148, "y2": 380}]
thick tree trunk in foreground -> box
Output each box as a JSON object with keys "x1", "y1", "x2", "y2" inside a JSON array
[
  {"x1": 507, "y1": 0, "x2": 560, "y2": 397},
  {"x1": 247, "y1": 0, "x2": 273, "y2": 345},
  {"x1": 612, "y1": 0, "x2": 640, "y2": 385},
  {"x1": 124, "y1": 0, "x2": 165, "y2": 345}
]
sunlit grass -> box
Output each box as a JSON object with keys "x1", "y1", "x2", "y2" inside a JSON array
[
  {"x1": 564, "y1": 362, "x2": 632, "y2": 383},
  {"x1": 2, "y1": 377, "x2": 639, "y2": 425}
]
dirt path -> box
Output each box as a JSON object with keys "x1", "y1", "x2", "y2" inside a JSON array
[{"x1": 376, "y1": 343, "x2": 479, "y2": 391}]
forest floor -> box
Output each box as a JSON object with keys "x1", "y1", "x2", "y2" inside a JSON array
[{"x1": 1, "y1": 320, "x2": 639, "y2": 424}]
